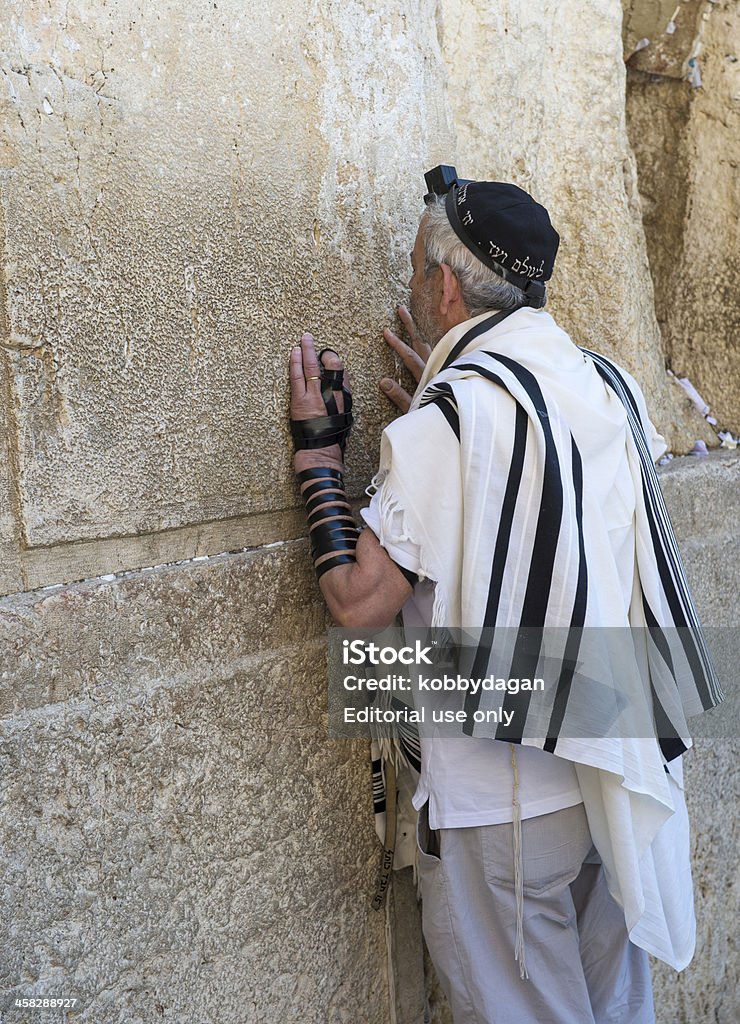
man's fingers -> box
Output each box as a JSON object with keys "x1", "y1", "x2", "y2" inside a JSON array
[
  {"x1": 319, "y1": 348, "x2": 345, "y2": 379},
  {"x1": 319, "y1": 348, "x2": 351, "y2": 414},
  {"x1": 383, "y1": 327, "x2": 426, "y2": 383},
  {"x1": 290, "y1": 335, "x2": 334, "y2": 420},
  {"x1": 398, "y1": 305, "x2": 432, "y2": 361},
  {"x1": 380, "y1": 378, "x2": 412, "y2": 413},
  {"x1": 289, "y1": 346, "x2": 306, "y2": 390},
  {"x1": 301, "y1": 332, "x2": 322, "y2": 387}
]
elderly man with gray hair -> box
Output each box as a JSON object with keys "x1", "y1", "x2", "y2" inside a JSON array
[{"x1": 288, "y1": 167, "x2": 722, "y2": 1023}]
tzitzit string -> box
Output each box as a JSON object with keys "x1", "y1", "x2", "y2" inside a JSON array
[{"x1": 511, "y1": 743, "x2": 529, "y2": 980}]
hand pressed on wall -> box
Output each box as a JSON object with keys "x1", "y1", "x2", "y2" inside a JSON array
[
  {"x1": 380, "y1": 305, "x2": 430, "y2": 413},
  {"x1": 289, "y1": 333, "x2": 349, "y2": 474}
]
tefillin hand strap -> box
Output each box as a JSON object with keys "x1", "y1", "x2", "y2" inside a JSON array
[
  {"x1": 297, "y1": 466, "x2": 360, "y2": 579},
  {"x1": 291, "y1": 348, "x2": 354, "y2": 453}
]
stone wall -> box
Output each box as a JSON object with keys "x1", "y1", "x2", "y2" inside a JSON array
[
  {"x1": 0, "y1": 0, "x2": 455, "y2": 596},
  {"x1": 437, "y1": 0, "x2": 715, "y2": 451},
  {"x1": 626, "y1": 0, "x2": 740, "y2": 434},
  {"x1": 0, "y1": 547, "x2": 390, "y2": 1022},
  {"x1": 0, "y1": 1, "x2": 736, "y2": 1022},
  {"x1": 0, "y1": 2, "x2": 454, "y2": 1020}
]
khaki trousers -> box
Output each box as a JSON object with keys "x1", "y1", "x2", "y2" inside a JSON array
[{"x1": 418, "y1": 801, "x2": 656, "y2": 1024}]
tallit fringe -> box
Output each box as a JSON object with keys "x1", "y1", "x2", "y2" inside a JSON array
[
  {"x1": 371, "y1": 476, "x2": 444, "y2": 597},
  {"x1": 511, "y1": 743, "x2": 529, "y2": 980},
  {"x1": 365, "y1": 468, "x2": 387, "y2": 498},
  {"x1": 430, "y1": 578, "x2": 449, "y2": 630},
  {"x1": 377, "y1": 737, "x2": 404, "y2": 774},
  {"x1": 373, "y1": 476, "x2": 415, "y2": 545}
]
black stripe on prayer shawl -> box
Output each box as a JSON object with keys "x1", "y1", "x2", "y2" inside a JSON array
[
  {"x1": 420, "y1": 382, "x2": 460, "y2": 439},
  {"x1": 584, "y1": 354, "x2": 702, "y2": 625},
  {"x1": 444, "y1": 354, "x2": 586, "y2": 739},
  {"x1": 642, "y1": 505, "x2": 713, "y2": 709},
  {"x1": 649, "y1": 683, "x2": 689, "y2": 762},
  {"x1": 480, "y1": 355, "x2": 573, "y2": 742},
  {"x1": 398, "y1": 721, "x2": 422, "y2": 774},
  {"x1": 544, "y1": 435, "x2": 588, "y2": 753},
  {"x1": 434, "y1": 363, "x2": 542, "y2": 730},
  {"x1": 441, "y1": 307, "x2": 520, "y2": 371},
  {"x1": 462, "y1": 403, "x2": 528, "y2": 716},
  {"x1": 583, "y1": 349, "x2": 722, "y2": 710},
  {"x1": 491, "y1": 354, "x2": 568, "y2": 630},
  {"x1": 642, "y1": 595, "x2": 676, "y2": 675},
  {"x1": 642, "y1": 591, "x2": 690, "y2": 760},
  {"x1": 481, "y1": 403, "x2": 529, "y2": 628},
  {"x1": 371, "y1": 688, "x2": 423, "y2": 775}
]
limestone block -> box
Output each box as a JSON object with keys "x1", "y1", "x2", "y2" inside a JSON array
[
  {"x1": 389, "y1": 868, "x2": 426, "y2": 1023},
  {"x1": 0, "y1": 646, "x2": 389, "y2": 1023},
  {"x1": 0, "y1": 0, "x2": 454, "y2": 547},
  {"x1": 626, "y1": 0, "x2": 740, "y2": 434},
  {"x1": 0, "y1": 348, "x2": 23, "y2": 597},
  {"x1": 436, "y1": 0, "x2": 713, "y2": 451},
  {"x1": 0, "y1": 539, "x2": 325, "y2": 717},
  {"x1": 0, "y1": 539, "x2": 388, "y2": 1021},
  {"x1": 658, "y1": 452, "x2": 740, "y2": 627}
]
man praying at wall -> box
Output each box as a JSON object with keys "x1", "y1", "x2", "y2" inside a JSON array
[{"x1": 287, "y1": 169, "x2": 722, "y2": 1024}]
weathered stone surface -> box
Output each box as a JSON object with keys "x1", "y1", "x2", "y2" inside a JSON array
[
  {"x1": 0, "y1": 0, "x2": 454, "y2": 548},
  {"x1": 389, "y1": 868, "x2": 426, "y2": 1024},
  {"x1": 14, "y1": 505, "x2": 307, "y2": 598},
  {"x1": 436, "y1": 0, "x2": 713, "y2": 453},
  {"x1": 0, "y1": 196, "x2": 24, "y2": 596},
  {"x1": 0, "y1": 647, "x2": 388, "y2": 1023},
  {"x1": 626, "y1": 0, "x2": 740, "y2": 434},
  {"x1": 658, "y1": 452, "x2": 740, "y2": 627},
  {"x1": 651, "y1": 740, "x2": 739, "y2": 1024},
  {"x1": 0, "y1": 353, "x2": 23, "y2": 597},
  {"x1": 0, "y1": 542, "x2": 389, "y2": 1022},
  {"x1": 0, "y1": 540, "x2": 326, "y2": 717},
  {"x1": 623, "y1": 0, "x2": 707, "y2": 77},
  {"x1": 658, "y1": 445, "x2": 739, "y2": 1024}
]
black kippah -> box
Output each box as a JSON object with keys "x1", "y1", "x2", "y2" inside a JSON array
[{"x1": 443, "y1": 181, "x2": 560, "y2": 308}]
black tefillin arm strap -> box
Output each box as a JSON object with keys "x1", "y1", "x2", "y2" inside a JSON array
[
  {"x1": 291, "y1": 349, "x2": 354, "y2": 453},
  {"x1": 297, "y1": 466, "x2": 360, "y2": 579}
]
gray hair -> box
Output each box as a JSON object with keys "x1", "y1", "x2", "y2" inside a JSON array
[{"x1": 422, "y1": 195, "x2": 541, "y2": 314}]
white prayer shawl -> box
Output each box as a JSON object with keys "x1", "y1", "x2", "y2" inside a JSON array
[{"x1": 369, "y1": 308, "x2": 722, "y2": 970}]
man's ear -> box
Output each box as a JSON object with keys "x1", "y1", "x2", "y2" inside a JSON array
[{"x1": 438, "y1": 263, "x2": 462, "y2": 316}]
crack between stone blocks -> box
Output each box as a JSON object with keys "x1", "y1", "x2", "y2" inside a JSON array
[{"x1": 4, "y1": 536, "x2": 307, "y2": 603}]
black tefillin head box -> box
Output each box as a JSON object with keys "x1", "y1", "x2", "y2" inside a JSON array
[{"x1": 423, "y1": 164, "x2": 472, "y2": 204}]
